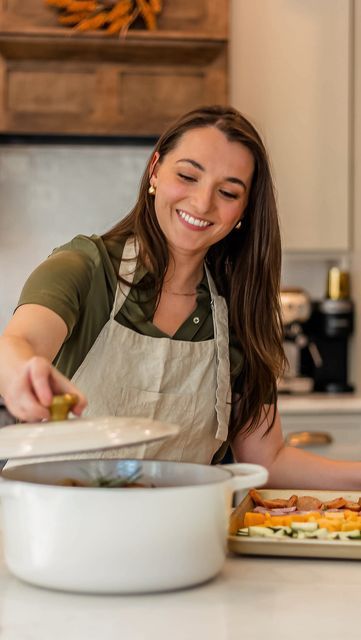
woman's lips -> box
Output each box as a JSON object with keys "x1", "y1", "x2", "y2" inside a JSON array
[{"x1": 176, "y1": 209, "x2": 213, "y2": 231}]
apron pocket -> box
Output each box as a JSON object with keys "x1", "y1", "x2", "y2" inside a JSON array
[{"x1": 114, "y1": 386, "x2": 197, "y2": 461}]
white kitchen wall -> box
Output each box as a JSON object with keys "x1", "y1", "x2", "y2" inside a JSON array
[
  {"x1": 0, "y1": 143, "x2": 152, "y2": 332},
  {"x1": 0, "y1": 141, "x2": 342, "y2": 329},
  {"x1": 229, "y1": 0, "x2": 351, "y2": 252},
  {"x1": 281, "y1": 254, "x2": 351, "y2": 300}
]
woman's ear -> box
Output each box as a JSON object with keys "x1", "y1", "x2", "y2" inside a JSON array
[{"x1": 149, "y1": 151, "x2": 160, "y2": 186}]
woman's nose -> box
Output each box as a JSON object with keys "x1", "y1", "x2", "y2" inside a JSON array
[{"x1": 192, "y1": 185, "x2": 214, "y2": 214}]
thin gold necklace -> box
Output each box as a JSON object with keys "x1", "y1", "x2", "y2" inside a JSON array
[{"x1": 163, "y1": 289, "x2": 197, "y2": 297}]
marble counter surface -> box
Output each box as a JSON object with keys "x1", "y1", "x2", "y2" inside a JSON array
[
  {"x1": 0, "y1": 533, "x2": 360, "y2": 640},
  {"x1": 278, "y1": 393, "x2": 361, "y2": 414}
]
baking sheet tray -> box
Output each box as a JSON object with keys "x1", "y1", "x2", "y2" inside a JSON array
[{"x1": 228, "y1": 489, "x2": 361, "y2": 560}]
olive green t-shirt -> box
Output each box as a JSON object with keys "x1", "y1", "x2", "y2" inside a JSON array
[{"x1": 17, "y1": 235, "x2": 244, "y2": 389}]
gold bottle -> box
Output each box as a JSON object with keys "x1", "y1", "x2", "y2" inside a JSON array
[{"x1": 327, "y1": 267, "x2": 350, "y2": 300}]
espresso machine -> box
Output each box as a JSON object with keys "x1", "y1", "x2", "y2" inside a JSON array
[
  {"x1": 301, "y1": 267, "x2": 354, "y2": 393},
  {"x1": 278, "y1": 288, "x2": 321, "y2": 394}
]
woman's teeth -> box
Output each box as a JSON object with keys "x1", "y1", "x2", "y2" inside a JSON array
[{"x1": 177, "y1": 210, "x2": 211, "y2": 228}]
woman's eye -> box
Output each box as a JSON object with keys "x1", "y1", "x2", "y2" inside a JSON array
[
  {"x1": 219, "y1": 190, "x2": 238, "y2": 200},
  {"x1": 178, "y1": 173, "x2": 197, "y2": 182}
]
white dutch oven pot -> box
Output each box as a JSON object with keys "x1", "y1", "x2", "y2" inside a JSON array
[
  {"x1": 0, "y1": 458, "x2": 268, "y2": 594},
  {"x1": 0, "y1": 414, "x2": 268, "y2": 593}
]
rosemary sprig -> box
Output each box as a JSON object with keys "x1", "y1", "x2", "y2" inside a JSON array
[{"x1": 86, "y1": 468, "x2": 144, "y2": 487}]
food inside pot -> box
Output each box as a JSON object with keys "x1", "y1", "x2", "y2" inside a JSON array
[{"x1": 57, "y1": 469, "x2": 154, "y2": 488}]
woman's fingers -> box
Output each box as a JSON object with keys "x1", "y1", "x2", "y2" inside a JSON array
[
  {"x1": 29, "y1": 357, "x2": 87, "y2": 417},
  {"x1": 7, "y1": 386, "x2": 50, "y2": 423},
  {"x1": 26, "y1": 356, "x2": 55, "y2": 408},
  {"x1": 4, "y1": 356, "x2": 87, "y2": 422}
]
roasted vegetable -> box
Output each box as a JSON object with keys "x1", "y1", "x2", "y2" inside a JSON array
[{"x1": 230, "y1": 489, "x2": 361, "y2": 540}]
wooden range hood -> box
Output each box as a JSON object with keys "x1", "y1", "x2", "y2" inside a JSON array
[{"x1": 0, "y1": 0, "x2": 228, "y2": 137}]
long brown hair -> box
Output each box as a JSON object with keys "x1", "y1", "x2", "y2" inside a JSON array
[{"x1": 102, "y1": 105, "x2": 285, "y2": 440}]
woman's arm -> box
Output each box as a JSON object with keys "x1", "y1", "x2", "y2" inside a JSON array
[
  {"x1": 0, "y1": 304, "x2": 87, "y2": 422},
  {"x1": 231, "y1": 405, "x2": 361, "y2": 490}
]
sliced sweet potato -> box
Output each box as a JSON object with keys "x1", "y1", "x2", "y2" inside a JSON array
[
  {"x1": 322, "y1": 497, "x2": 347, "y2": 510},
  {"x1": 243, "y1": 512, "x2": 266, "y2": 527}
]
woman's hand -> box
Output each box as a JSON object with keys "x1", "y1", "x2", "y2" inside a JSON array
[
  {"x1": 0, "y1": 304, "x2": 87, "y2": 423},
  {"x1": 3, "y1": 355, "x2": 87, "y2": 422}
]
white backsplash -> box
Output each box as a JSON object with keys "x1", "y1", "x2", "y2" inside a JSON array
[
  {"x1": 0, "y1": 143, "x2": 152, "y2": 332},
  {"x1": 281, "y1": 253, "x2": 351, "y2": 300},
  {"x1": 0, "y1": 144, "x2": 351, "y2": 332}
]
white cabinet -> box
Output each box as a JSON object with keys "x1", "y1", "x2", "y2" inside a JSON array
[
  {"x1": 280, "y1": 413, "x2": 361, "y2": 461},
  {"x1": 230, "y1": 0, "x2": 352, "y2": 252},
  {"x1": 279, "y1": 395, "x2": 361, "y2": 461}
]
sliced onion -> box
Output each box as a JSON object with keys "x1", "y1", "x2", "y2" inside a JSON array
[{"x1": 253, "y1": 506, "x2": 297, "y2": 515}]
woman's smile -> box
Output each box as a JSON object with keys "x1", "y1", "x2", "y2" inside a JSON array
[{"x1": 176, "y1": 209, "x2": 213, "y2": 230}]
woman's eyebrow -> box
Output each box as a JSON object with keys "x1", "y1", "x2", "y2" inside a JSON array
[
  {"x1": 176, "y1": 158, "x2": 204, "y2": 171},
  {"x1": 176, "y1": 158, "x2": 247, "y2": 190},
  {"x1": 226, "y1": 176, "x2": 247, "y2": 190}
]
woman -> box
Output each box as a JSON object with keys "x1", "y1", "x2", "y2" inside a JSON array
[{"x1": 0, "y1": 105, "x2": 360, "y2": 488}]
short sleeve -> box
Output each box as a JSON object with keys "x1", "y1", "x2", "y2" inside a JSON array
[{"x1": 16, "y1": 241, "x2": 97, "y2": 338}]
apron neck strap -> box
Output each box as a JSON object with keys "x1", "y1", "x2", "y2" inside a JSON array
[
  {"x1": 111, "y1": 236, "x2": 139, "y2": 319},
  {"x1": 204, "y1": 263, "x2": 218, "y2": 300},
  {"x1": 119, "y1": 236, "x2": 139, "y2": 278}
]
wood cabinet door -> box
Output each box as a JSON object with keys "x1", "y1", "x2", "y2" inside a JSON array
[
  {"x1": 0, "y1": 1, "x2": 228, "y2": 136},
  {"x1": 230, "y1": 0, "x2": 351, "y2": 252}
]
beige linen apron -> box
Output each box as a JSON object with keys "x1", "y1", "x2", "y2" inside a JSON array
[
  {"x1": 71, "y1": 236, "x2": 232, "y2": 463},
  {"x1": 6, "y1": 237, "x2": 232, "y2": 467}
]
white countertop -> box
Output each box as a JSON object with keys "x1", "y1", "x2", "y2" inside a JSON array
[
  {"x1": 0, "y1": 533, "x2": 360, "y2": 640},
  {"x1": 278, "y1": 393, "x2": 361, "y2": 414}
]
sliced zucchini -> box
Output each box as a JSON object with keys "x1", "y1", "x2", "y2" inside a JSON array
[
  {"x1": 291, "y1": 522, "x2": 318, "y2": 533},
  {"x1": 248, "y1": 526, "x2": 275, "y2": 538},
  {"x1": 344, "y1": 530, "x2": 361, "y2": 540},
  {"x1": 328, "y1": 532, "x2": 340, "y2": 540},
  {"x1": 304, "y1": 528, "x2": 328, "y2": 540},
  {"x1": 337, "y1": 531, "x2": 355, "y2": 541}
]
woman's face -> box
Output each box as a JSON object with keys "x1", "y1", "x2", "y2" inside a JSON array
[{"x1": 149, "y1": 126, "x2": 255, "y2": 259}]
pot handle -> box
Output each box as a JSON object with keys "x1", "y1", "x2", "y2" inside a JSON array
[{"x1": 220, "y1": 463, "x2": 268, "y2": 492}]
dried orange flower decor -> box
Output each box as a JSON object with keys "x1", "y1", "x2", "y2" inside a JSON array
[{"x1": 44, "y1": 0, "x2": 163, "y2": 35}]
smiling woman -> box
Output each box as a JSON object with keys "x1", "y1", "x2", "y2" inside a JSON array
[
  {"x1": 2, "y1": 105, "x2": 361, "y2": 490},
  {"x1": 148, "y1": 127, "x2": 254, "y2": 261},
  {"x1": 97, "y1": 105, "x2": 283, "y2": 460},
  {"x1": 0, "y1": 105, "x2": 282, "y2": 466}
]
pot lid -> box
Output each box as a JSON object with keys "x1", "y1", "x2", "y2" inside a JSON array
[{"x1": 0, "y1": 415, "x2": 180, "y2": 460}]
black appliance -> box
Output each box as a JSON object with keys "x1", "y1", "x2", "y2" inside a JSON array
[{"x1": 301, "y1": 297, "x2": 354, "y2": 393}]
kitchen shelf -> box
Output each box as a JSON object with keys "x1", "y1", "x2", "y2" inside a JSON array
[
  {"x1": 0, "y1": 0, "x2": 228, "y2": 136},
  {"x1": 0, "y1": 29, "x2": 225, "y2": 65}
]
